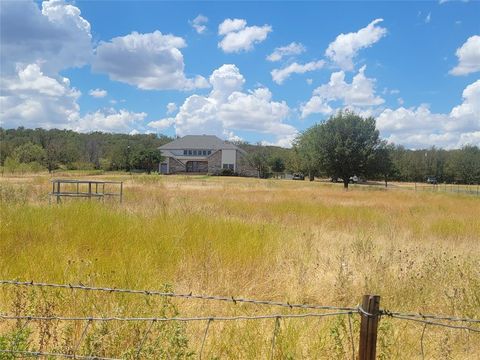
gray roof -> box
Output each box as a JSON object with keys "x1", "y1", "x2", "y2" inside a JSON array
[{"x1": 159, "y1": 135, "x2": 241, "y2": 151}]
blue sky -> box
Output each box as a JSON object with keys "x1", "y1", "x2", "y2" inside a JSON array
[{"x1": 1, "y1": 0, "x2": 479, "y2": 148}]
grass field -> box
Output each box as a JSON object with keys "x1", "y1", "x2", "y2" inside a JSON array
[{"x1": 1, "y1": 173, "x2": 479, "y2": 359}]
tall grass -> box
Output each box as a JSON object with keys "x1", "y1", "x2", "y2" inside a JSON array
[{"x1": 0, "y1": 174, "x2": 479, "y2": 359}]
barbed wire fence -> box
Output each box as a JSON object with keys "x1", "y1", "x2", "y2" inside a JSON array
[{"x1": 0, "y1": 280, "x2": 479, "y2": 359}]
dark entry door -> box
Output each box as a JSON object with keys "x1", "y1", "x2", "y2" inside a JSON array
[
  {"x1": 160, "y1": 163, "x2": 168, "y2": 174},
  {"x1": 186, "y1": 161, "x2": 207, "y2": 172}
]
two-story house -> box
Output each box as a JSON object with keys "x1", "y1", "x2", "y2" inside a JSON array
[{"x1": 158, "y1": 135, "x2": 257, "y2": 176}]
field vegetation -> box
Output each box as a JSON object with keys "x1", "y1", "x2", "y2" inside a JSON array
[{"x1": 1, "y1": 173, "x2": 479, "y2": 359}]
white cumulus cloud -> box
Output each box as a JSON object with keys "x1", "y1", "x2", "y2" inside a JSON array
[
  {"x1": 76, "y1": 109, "x2": 147, "y2": 133},
  {"x1": 450, "y1": 35, "x2": 480, "y2": 76},
  {"x1": 325, "y1": 19, "x2": 387, "y2": 71},
  {"x1": 93, "y1": 31, "x2": 209, "y2": 90},
  {"x1": 166, "y1": 102, "x2": 178, "y2": 114},
  {"x1": 191, "y1": 14, "x2": 208, "y2": 34},
  {"x1": 0, "y1": 0, "x2": 92, "y2": 75},
  {"x1": 0, "y1": 63, "x2": 147, "y2": 134},
  {"x1": 271, "y1": 60, "x2": 325, "y2": 85},
  {"x1": 218, "y1": 18, "x2": 272, "y2": 53},
  {"x1": 1, "y1": 63, "x2": 81, "y2": 129},
  {"x1": 89, "y1": 88, "x2": 107, "y2": 98},
  {"x1": 149, "y1": 64, "x2": 296, "y2": 146},
  {"x1": 148, "y1": 117, "x2": 175, "y2": 130},
  {"x1": 301, "y1": 65, "x2": 384, "y2": 118},
  {"x1": 266, "y1": 42, "x2": 306, "y2": 62},
  {"x1": 377, "y1": 80, "x2": 480, "y2": 149}
]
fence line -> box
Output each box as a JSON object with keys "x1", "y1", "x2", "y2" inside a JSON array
[
  {"x1": 0, "y1": 280, "x2": 357, "y2": 312},
  {"x1": 0, "y1": 311, "x2": 354, "y2": 323},
  {"x1": 1, "y1": 279, "x2": 479, "y2": 359},
  {"x1": 386, "y1": 314, "x2": 480, "y2": 333},
  {"x1": 1, "y1": 280, "x2": 478, "y2": 325},
  {"x1": 0, "y1": 350, "x2": 120, "y2": 360}
]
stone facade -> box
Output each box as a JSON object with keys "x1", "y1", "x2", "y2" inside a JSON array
[
  {"x1": 236, "y1": 152, "x2": 258, "y2": 177},
  {"x1": 168, "y1": 157, "x2": 185, "y2": 173},
  {"x1": 186, "y1": 161, "x2": 208, "y2": 173},
  {"x1": 165, "y1": 148, "x2": 257, "y2": 177},
  {"x1": 207, "y1": 150, "x2": 222, "y2": 174}
]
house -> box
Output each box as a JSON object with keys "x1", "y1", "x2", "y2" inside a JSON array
[{"x1": 158, "y1": 135, "x2": 257, "y2": 176}]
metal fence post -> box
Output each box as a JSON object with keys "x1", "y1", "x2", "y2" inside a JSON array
[{"x1": 358, "y1": 295, "x2": 380, "y2": 360}]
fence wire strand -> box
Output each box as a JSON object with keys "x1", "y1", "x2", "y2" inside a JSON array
[
  {"x1": 0, "y1": 349, "x2": 120, "y2": 360},
  {"x1": 199, "y1": 318, "x2": 212, "y2": 360},
  {"x1": 0, "y1": 280, "x2": 357, "y2": 312},
  {"x1": 381, "y1": 310, "x2": 480, "y2": 323},
  {"x1": 389, "y1": 314, "x2": 480, "y2": 333},
  {"x1": 1, "y1": 279, "x2": 479, "y2": 359},
  {"x1": 0, "y1": 311, "x2": 354, "y2": 323}
]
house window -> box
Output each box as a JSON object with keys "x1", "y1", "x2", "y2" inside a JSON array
[
  {"x1": 183, "y1": 150, "x2": 187, "y2": 155},
  {"x1": 188, "y1": 150, "x2": 192, "y2": 155},
  {"x1": 223, "y1": 164, "x2": 234, "y2": 170},
  {"x1": 202, "y1": 150, "x2": 206, "y2": 155},
  {"x1": 207, "y1": 150, "x2": 211, "y2": 155}
]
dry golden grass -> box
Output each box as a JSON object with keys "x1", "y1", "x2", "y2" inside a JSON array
[{"x1": 0, "y1": 173, "x2": 479, "y2": 359}]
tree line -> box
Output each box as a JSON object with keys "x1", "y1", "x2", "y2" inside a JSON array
[
  {"x1": 288, "y1": 111, "x2": 480, "y2": 187},
  {"x1": 1, "y1": 119, "x2": 479, "y2": 186},
  {"x1": 0, "y1": 127, "x2": 170, "y2": 174}
]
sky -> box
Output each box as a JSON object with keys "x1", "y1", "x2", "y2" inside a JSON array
[{"x1": 0, "y1": 0, "x2": 479, "y2": 149}]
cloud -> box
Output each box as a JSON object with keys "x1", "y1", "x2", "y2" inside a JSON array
[
  {"x1": 166, "y1": 102, "x2": 178, "y2": 114},
  {"x1": 149, "y1": 64, "x2": 296, "y2": 146},
  {"x1": 0, "y1": 63, "x2": 147, "y2": 133},
  {"x1": 148, "y1": 117, "x2": 175, "y2": 130},
  {"x1": 266, "y1": 42, "x2": 306, "y2": 62},
  {"x1": 325, "y1": 19, "x2": 387, "y2": 71},
  {"x1": 75, "y1": 108, "x2": 147, "y2": 133},
  {"x1": 218, "y1": 18, "x2": 247, "y2": 35},
  {"x1": 425, "y1": 12, "x2": 431, "y2": 24},
  {"x1": 301, "y1": 65, "x2": 384, "y2": 118},
  {"x1": 0, "y1": 0, "x2": 92, "y2": 75},
  {"x1": 449, "y1": 35, "x2": 480, "y2": 75},
  {"x1": 271, "y1": 60, "x2": 325, "y2": 84},
  {"x1": 93, "y1": 31, "x2": 209, "y2": 90},
  {"x1": 0, "y1": 63, "x2": 81, "y2": 129},
  {"x1": 191, "y1": 14, "x2": 208, "y2": 34},
  {"x1": 218, "y1": 18, "x2": 272, "y2": 53},
  {"x1": 377, "y1": 80, "x2": 480, "y2": 149},
  {"x1": 89, "y1": 88, "x2": 107, "y2": 98}
]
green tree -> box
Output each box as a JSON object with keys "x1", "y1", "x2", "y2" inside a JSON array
[
  {"x1": 12, "y1": 142, "x2": 45, "y2": 163},
  {"x1": 269, "y1": 156, "x2": 285, "y2": 174},
  {"x1": 368, "y1": 142, "x2": 396, "y2": 187},
  {"x1": 293, "y1": 126, "x2": 322, "y2": 181},
  {"x1": 446, "y1": 145, "x2": 480, "y2": 184},
  {"x1": 132, "y1": 149, "x2": 163, "y2": 174},
  {"x1": 304, "y1": 110, "x2": 381, "y2": 188},
  {"x1": 246, "y1": 147, "x2": 270, "y2": 178}
]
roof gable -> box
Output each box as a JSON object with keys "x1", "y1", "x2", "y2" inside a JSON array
[{"x1": 159, "y1": 135, "x2": 241, "y2": 151}]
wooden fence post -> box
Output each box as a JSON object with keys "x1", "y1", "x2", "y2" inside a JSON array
[{"x1": 358, "y1": 295, "x2": 380, "y2": 360}]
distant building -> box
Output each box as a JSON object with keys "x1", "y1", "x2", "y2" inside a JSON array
[{"x1": 158, "y1": 135, "x2": 257, "y2": 176}]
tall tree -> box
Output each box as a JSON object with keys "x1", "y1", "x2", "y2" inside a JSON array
[
  {"x1": 132, "y1": 149, "x2": 163, "y2": 174},
  {"x1": 293, "y1": 126, "x2": 322, "y2": 181},
  {"x1": 246, "y1": 147, "x2": 270, "y2": 178},
  {"x1": 304, "y1": 110, "x2": 381, "y2": 188},
  {"x1": 368, "y1": 141, "x2": 396, "y2": 187}
]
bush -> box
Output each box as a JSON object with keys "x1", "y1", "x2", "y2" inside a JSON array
[
  {"x1": 67, "y1": 161, "x2": 96, "y2": 170},
  {"x1": 2, "y1": 157, "x2": 46, "y2": 174},
  {"x1": 219, "y1": 168, "x2": 237, "y2": 176}
]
